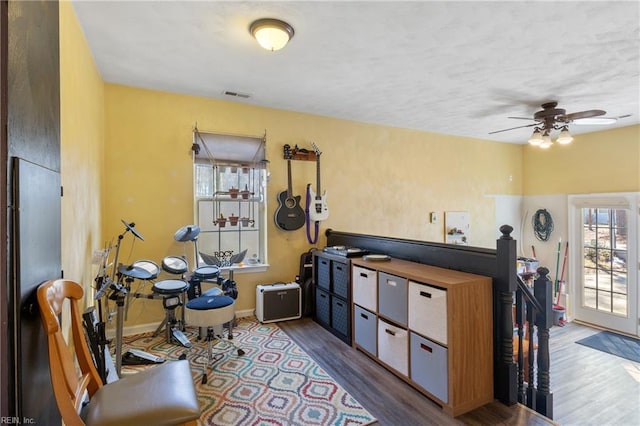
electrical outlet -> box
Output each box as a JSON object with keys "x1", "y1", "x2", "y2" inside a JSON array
[{"x1": 430, "y1": 212, "x2": 438, "y2": 224}]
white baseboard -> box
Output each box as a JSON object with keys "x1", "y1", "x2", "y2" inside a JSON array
[
  {"x1": 236, "y1": 308, "x2": 255, "y2": 318},
  {"x1": 106, "y1": 308, "x2": 256, "y2": 338}
]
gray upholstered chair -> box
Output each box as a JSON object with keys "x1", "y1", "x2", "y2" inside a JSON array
[{"x1": 37, "y1": 279, "x2": 200, "y2": 426}]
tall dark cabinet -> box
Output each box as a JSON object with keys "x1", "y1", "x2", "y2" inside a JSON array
[
  {"x1": 312, "y1": 251, "x2": 351, "y2": 344},
  {"x1": 1, "y1": 0, "x2": 61, "y2": 421}
]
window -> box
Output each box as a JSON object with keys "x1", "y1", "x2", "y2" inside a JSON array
[{"x1": 193, "y1": 130, "x2": 268, "y2": 272}]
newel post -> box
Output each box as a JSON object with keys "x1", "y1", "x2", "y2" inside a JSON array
[
  {"x1": 534, "y1": 267, "x2": 554, "y2": 419},
  {"x1": 494, "y1": 225, "x2": 517, "y2": 405}
]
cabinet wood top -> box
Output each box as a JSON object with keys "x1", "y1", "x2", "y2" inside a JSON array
[{"x1": 351, "y1": 257, "x2": 491, "y2": 289}]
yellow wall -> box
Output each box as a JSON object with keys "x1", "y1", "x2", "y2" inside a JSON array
[
  {"x1": 59, "y1": 1, "x2": 105, "y2": 306},
  {"x1": 522, "y1": 125, "x2": 640, "y2": 195},
  {"x1": 103, "y1": 84, "x2": 523, "y2": 325},
  {"x1": 61, "y1": 3, "x2": 639, "y2": 331}
]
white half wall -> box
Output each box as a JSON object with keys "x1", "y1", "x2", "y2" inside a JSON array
[{"x1": 491, "y1": 194, "x2": 523, "y2": 244}]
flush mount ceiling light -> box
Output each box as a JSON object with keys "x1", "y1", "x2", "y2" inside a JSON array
[{"x1": 250, "y1": 18, "x2": 294, "y2": 51}]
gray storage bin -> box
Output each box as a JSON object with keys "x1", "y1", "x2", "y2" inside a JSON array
[
  {"x1": 315, "y1": 287, "x2": 331, "y2": 326},
  {"x1": 316, "y1": 257, "x2": 331, "y2": 290},
  {"x1": 378, "y1": 271, "x2": 408, "y2": 326},
  {"x1": 331, "y1": 297, "x2": 349, "y2": 337},
  {"x1": 354, "y1": 305, "x2": 377, "y2": 356},
  {"x1": 410, "y1": 332, "x2": 448, "y2": 403},
  {"x1": 332, "y1": 261, "x2": 349, "y2": 298}
]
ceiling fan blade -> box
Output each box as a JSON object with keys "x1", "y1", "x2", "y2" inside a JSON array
[
  {"x1": 488, "y1": 122, "x2": 538, "y2": 135},
  {"x1": 573, "y1": 114, "x2": 632, "y2": 125},
  {"x1": 507, "y1": 116, "x2": 537, "y2": 121},
  {"x1": 565, "y1": 109, "x2": 606, "y2": 121}
]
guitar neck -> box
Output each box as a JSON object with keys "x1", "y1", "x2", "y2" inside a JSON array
[
  {"x1": 287, "y1": 159, "x2": 293, "y2": 198},
  {"x1": 316, "y1": 154, "x2": 321, "y2": 196}
]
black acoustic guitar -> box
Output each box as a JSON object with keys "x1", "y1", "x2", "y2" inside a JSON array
[{"x1": 275, "y1": 144, "x2": 305, "y2": 231}]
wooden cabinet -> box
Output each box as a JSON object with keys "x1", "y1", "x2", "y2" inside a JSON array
[
  {"x1": 350, "y1": 257, "x2": 493, "y2": 417},
  {"x1": 313, "y1": 251, "x2": 351, "y2": 344}
]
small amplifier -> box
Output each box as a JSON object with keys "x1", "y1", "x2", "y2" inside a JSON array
[{"x1": 256, "y1": 282, "x2": 301, "y2": 323}]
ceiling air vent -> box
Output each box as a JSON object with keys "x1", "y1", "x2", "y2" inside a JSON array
[{"x1": 222, "y1": 90, "x2": 251, "y2": 99}]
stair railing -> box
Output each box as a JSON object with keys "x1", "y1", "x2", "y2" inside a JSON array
[
  {"x1": 514, "y1": 269, "x2": 553, "y2": 418},
  {"x1": 495, "y1": 225, "x2": 553, "y2": 419}
]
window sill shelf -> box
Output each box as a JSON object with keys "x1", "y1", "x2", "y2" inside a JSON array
[{"x1": 219, "y1": 264, "x2": 269, "y2": 275}]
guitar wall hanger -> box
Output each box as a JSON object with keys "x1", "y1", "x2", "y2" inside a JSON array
[{"x1": 284, "y1": 144, "x2": 317, "y2": 161}]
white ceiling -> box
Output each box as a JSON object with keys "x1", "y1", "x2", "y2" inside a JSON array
[{"x1": 72, "y1": 0, "x2": 640, "y2": 144}]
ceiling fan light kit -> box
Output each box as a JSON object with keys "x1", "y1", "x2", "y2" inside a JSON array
[
  {"x1": 556, "y1": 127, "x2": 574, "y2": 145},
  {"x1": 528, "y1": 128, "x2": 543, "y2": 146},
  {"x1": 250, "y1": 18, "x2": 294, "y2": 51},
  {"x1": 539, "y1": 133, "x2": 553, "y2": 149},
  {"x1": 492, "y1": 101, "x2": 630, "y2": 148}
]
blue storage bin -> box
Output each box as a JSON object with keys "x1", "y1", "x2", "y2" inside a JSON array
[
  {"x1": 354, "y1": 305, "x2": 377, "y2": 356},
  {"x1": 315, "y1": 288, "x2": 331, "y2": 326},
  {"x1": 316, "y1": 257, "x2": 331, "y2": 290},
  {"x1": 331, "y1": 297, "x2": 349, "y2": 337},
  {"x1": 378, "y1": 271, "x2": 408, "y2": 326},
  {"x1": 410, "y1": 332, "x2": 448, "y2": 403},
  {"x1": 332, "y1": 260, "x2": 349, "y2": 298}
]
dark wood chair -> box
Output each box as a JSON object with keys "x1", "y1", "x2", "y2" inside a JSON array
[{"x1": 37, "y1": 279, "x2": 200, "y2": 426}]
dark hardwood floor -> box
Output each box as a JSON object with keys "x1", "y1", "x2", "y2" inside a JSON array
[{"x1": 279, "y1": 318, "x2": 639, "y2": 426}]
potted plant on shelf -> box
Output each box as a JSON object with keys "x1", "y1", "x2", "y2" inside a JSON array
[
  {"x1": 216, "y1": 214, "x2": 227, "y2": 227},
  {"x1": 240, "y1": 184, "x2": 251, "y2": 199},
  {"x1": 229, "y1": 214, "x2": 239, "y2": 226},
  {"x1": 229, "y1": 187, "x2": 239, "y2": 199}
]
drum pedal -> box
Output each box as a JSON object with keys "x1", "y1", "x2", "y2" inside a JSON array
[
  {"x1": 122, "y1": 349, "x2": 165, "y2": 365},
  {"x1": 172, "y1": 328, "x2": 192, "y2": 348}
]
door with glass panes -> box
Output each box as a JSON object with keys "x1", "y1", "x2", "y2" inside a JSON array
[{"x1": 569, "y1": 194, "x2": 638, "y2": 336}]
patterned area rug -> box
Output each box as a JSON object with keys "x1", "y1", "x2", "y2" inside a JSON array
[{"x1": 120, "y1": 318, "x2": 377, "y2": 426}]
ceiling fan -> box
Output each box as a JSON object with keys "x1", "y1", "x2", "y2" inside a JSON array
[{"x1": 489, "y1": 101, "x2": 629, "y2": 148}]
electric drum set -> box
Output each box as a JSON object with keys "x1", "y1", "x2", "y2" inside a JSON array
[{"x1": 90, "y1": 220, "x2": 238, "y2": 379}]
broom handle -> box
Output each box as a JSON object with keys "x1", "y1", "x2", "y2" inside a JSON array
[
  {"x1": 556, "y1": 242, "x2": 569, "y2": 305},
  {"x1": 554, "y1": 239, "x2": 562, "y2": 298}
]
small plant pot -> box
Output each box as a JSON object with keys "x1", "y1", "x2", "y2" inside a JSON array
[
  {"x1": 229, "y1": 215, "x2": 239, "y2": 226},
  {"x1": 241, "y1": 190, "x2": 251, "y2": 199},
  {"x1": 240, "y1": 217, "x2": 251, "y2": 227},
  {"x1": 229, "y1": 188, "x2": 239, "y2": 199},
  {"x1": 217, "y1": 218, "x2": 227, "y2": 228}
]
